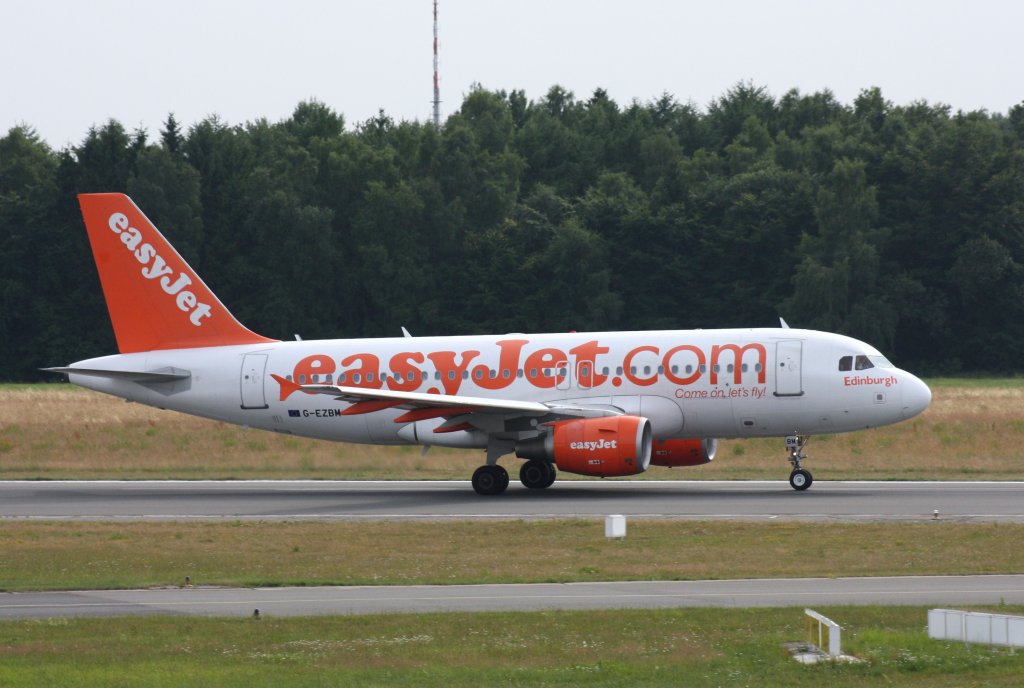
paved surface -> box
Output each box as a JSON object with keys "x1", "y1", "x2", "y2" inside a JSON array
[
  {"x1": 2, "y1": 480, "x2": 1023, "y2": 522},
  {"x1": 3, "y1": 575, "x2": 1023, "y2": 620}
]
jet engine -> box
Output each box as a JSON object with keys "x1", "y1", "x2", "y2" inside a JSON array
[
  {"x1": 515, "y1": 416, "x2": 652, "y2": 477},
  {"x1": 650, "y1": 438, "x2": 718, "y2": 467}
]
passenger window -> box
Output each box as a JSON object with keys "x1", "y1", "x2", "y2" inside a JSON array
[
  {"x1": 339, "y1": 373, "x2": 348, "y2": 383},
  {"x1": 855, "y1": 355, "x2": 874, "y2": 370},
  {"x1": 838, "y1": 356, "x2": 853, "y2": 371}
]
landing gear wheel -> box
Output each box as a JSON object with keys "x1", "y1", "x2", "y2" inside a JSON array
[
  {"x1": 785, "y1": 434, "x2": 812, "y2": 491},
  {"x1": 495, "y1": 465, "x2": 510, "y2": 492},
  {"x1": 789, "y1": 468, "x2": 813, "y2": 491},
  {"x1": 540, "y1": 463, "x2": 557, "y2": 489},
  {"x1": 520, "y1": 460, "x2": 557, "y2": 489},
  {"x1": 472, "y1": 465, "x2": 509, "y2": 495}
]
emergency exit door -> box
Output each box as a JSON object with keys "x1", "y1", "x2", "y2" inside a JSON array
[
  {"x1": 240, "y1": 353, "x2": 269, "y2": 409},
  {"x1": 774, "y1": 341, "x2": 804, "y2": 397}
]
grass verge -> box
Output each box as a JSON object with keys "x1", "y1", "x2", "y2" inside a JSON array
[
  {"x1": 3, "y1": 380, "x2": 1024, "y2": 480},
  {"x1": 3, "y1": 607, "x2": 1024, "y2": 687},
  {"x1": 2, "y1": 520, "x2": 1023, "y2": 592}
]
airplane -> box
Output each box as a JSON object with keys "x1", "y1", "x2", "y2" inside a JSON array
[{"x1": 46, "y1": 193, "x2": 932, "y2": 495}]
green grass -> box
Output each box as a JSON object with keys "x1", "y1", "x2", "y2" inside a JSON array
[
  {"x1": 3, "y1": 520, "x2": 1024, "y2": 592},
  {"x1": 3, "y1": 607, "x2": 1024, "y2": 687},
  {"x1": 6, "y1": 379, "x2": 1024, "y2": 481},
  {"x1": 925, "y1": 377, "x2": 1024, "y2": 388}
]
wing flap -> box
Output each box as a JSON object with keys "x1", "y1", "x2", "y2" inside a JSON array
[{"x1": 272, "y1": 374, "x2": 550, "y2": 416}]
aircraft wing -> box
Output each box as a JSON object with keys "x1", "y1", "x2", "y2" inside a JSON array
[{"x1": 271, "y1": 374, "x2": 620, "y2": 432}]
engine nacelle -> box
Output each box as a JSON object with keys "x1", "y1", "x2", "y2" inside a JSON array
[
  {"x1": 650, "y1": 438, "x2": 717, "y2": 467},
  {"x1": 515, "y1": 416, "x2": 652, "y2": 477}
]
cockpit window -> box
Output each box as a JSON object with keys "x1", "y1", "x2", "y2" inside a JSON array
[
  {"x1": 838, "y1": 356, "x2": 853, "y2": 371},
  {"x1": 868, "y1": 355, "x2": 894, "y2": 369},
  {"x1": 855, "y1": 355, "x2": 874, "y2": 370}
]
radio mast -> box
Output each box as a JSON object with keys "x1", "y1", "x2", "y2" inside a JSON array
[{"x1": 432, "y1": 0, "x2": 441, "y2": 127}]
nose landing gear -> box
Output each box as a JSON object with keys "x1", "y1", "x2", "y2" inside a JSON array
[{"x1": 786, "y1": 435, "x2": 813, "y2": 491}]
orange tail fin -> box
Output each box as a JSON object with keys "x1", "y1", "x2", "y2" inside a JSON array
[{"x1": 78, "y1": 193, "x2": 277, "y2": 353}]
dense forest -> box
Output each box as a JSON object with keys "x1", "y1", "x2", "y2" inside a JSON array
[{"x1": 2, "y1": 83, "x2": 1024, "y2": 380}]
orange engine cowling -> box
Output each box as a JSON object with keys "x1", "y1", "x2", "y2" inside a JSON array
[
  {"x1": 515, "y1": 416, "x2": 653, "y2": 477},
  {"x1": 650, "y1": 438, "x2": 718, "y2": 467}
]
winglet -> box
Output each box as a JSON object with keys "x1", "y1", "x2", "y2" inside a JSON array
[
  {"x1": 78, "y1": 193, "x2": 277, "y2": 353},
  {"x1": 271, "y1": 374, "x2": 304, "y2": 401}
]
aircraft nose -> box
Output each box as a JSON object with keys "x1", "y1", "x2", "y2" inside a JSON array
[{"x1": 901, "y1": 372, "x2": 932, "y2": 419}]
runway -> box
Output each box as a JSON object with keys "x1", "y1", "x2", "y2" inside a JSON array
[
  {"x1": 2, "y1": 480, "x2": 1024, "y2": 522},
  {"x1": 3, "y1": 575, "x2": 1024, "y2": 620}
]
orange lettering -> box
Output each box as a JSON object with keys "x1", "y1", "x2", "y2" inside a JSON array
[
  {"x1": 623, "y1": 345, "x2": 659, "y2": 386},
  {"x1": 663, "y1": 345, "x2": 705, "y2": 386},
  {"x1": 292, "y1": 354, "x2": 337, "y2": 385},
  {"x1": 341, "y1": 352, "x2": 383, "y2": 389},
  {"x1": 710, "y1": 343, "x2": 767, "y2": 384},
  {"x1": 427, "y1": 350, "x2": 481, "y2": 395},
  {"x1": 569, "y1": 340, "x2": 609, "y2": 388},
  {"x1": 387, "y1": 351, "x2": 426, "y2": 392},
  {"x1": 472, "y1": 339, "x2": 527, "y2": 390},
  {"x1": 524, "y1": 348, "x2": 568, "y2": 389}
]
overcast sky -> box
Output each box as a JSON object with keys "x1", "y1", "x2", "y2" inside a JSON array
[{"x1": 4, "y1": 0, "x2": 1022, "y2": 149}]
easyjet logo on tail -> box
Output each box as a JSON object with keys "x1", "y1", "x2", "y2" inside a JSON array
[{"x1": 107, "y1": 212, "x2": 213, "y2": 326}]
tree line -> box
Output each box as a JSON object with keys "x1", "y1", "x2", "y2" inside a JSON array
[{"x1": 2, "y1": 83, "x2": 1024, "y2": 380}]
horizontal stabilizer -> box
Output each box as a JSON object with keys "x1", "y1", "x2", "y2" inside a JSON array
[{"x1": 42, "y1": 367, "x2": 191, "y2": 383}]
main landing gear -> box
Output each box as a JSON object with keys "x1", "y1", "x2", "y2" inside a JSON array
[
  {"x1": 786, "y1": 435, "x2": 813, "y2": 491},
  {"x1": 471, "y1": 464, "x2": 509, "y2": 495},
  {"x1": 471, "y1": 460, "x2": 557, "y2": 495},
  {"x1": 519, "y1": 460, "x2": 557, "y2": 490}
]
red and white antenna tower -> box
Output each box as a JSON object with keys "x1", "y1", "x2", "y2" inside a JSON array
[{"x1": 432, "y1": 0, "x2": 441, "y2": 127}]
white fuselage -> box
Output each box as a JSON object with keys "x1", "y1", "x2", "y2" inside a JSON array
[{"x1": 68, "y1": 328, "x2": 931, "y2": 448}]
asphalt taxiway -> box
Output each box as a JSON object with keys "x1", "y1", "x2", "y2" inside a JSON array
[
  {"x1": 4, "y1": 575, "x2": 1024, "y2": 620},
  {"x1": 2, "y1": 480, "x2": 1023, "y2": 522},
  {"x1": 4, "y1": 480, "x2": 1024, "y2": 620}
]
